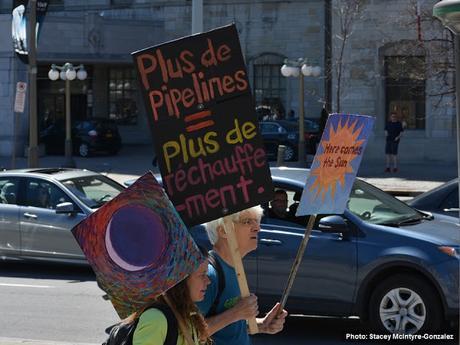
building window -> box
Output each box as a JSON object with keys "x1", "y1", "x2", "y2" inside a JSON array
[
  {"x1": 108, "y1": 67, "x2": 138, "y2": 125},
  {"x1": 253, "y1": 54, "x2": 286, "y2": 119},
  {"x1": 385, "y1": 56, "x2": 426, "y2": 129}
]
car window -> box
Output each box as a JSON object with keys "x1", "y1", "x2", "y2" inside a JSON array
[
  {"x1": 348, "y1": 179, "x2": 420, "y2": 224},
  {"x1": 0, "y1": 177, "x2": 19, "y2": 205},
  {"x1": 305, "y1": 120, "x2": 319, "y2": 132},
  {"x1": 61, "y1": 175, "x2": 124, "y2": 208},
  {"x1": 441, "y1": 189, "x2": 459, "y2": 210},
  {"x1": 76, "y1": 121, "x2": 93, "y2": 131},
  {"x1": 260, "y1": 124, "x2": 280, "y2": 133},
  {"x1": 262, "y1": 187, "x2": 310, "y2": 228},
  {"x1": 25, "y1": 179, "x2": 73, "y2": 210}
]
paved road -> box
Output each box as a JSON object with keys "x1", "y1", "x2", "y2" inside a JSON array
[
  {"x1": 0, "y1": 262, "x2": 117, "y2": 344},
  {"x1": 0, "y1": 262, "x2": 458, "y2": 345}
]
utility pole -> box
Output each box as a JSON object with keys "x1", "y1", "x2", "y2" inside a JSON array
[
  {"x1": 27, "y1": 0, "x2": 39, "y2": 168},
  {"x1": 324, "y1": 0, "x2": 332, "y2": 112},
  {"x1": 192, "y1": 0, "x2": 203, "y2": 34}
]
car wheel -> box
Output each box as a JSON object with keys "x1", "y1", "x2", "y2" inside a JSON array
[
  {"x1": 283, "y1": 145, "x2": 295, "y2": 161},
  {"x1": 78, "y1": 143, "x2": 90, "y2": 157},
  {"x1": 369, "y1": 274, "x2": 442, "y2": 335}
]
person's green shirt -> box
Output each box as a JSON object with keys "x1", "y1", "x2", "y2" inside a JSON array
[{"x1": 133, "y1": 308, "x2": 200, "y2": 345}]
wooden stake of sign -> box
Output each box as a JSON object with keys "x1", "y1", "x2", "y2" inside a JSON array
[
  {"x1": 279, "y1": 214, "x2": 317, "y2": 312},
  {"x1": 163, "y1": 294, "x2": 195, "y2": 345},
  {"x1": 223, "y1": 219, "x2": 259, "y2": 334}
]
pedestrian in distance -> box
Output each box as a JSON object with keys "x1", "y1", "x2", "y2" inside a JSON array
[
  {"x1": 197, "y1": 206, "x2": 288, "y2": 345},
  {"x1": 106, "y1": 247, "x2": 211, "y2": 345},
  {"x1": 384, "y1": 112, "x2": 404, "y2": 173}
]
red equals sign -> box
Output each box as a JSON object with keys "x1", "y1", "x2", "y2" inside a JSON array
[{"x1": 184, "y1": 110, "x2": 214, "y2": 132}]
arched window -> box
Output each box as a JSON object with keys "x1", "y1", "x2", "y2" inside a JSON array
[
  {"x1": 250, "y1": 53, "x2": 286, "y2": 118},
  {"x1": 382, "y1": 42, "x2": 426, "y2": 130}
]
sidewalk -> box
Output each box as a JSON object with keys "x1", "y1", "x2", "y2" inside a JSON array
[
  {"x1": 357, "y1": 159, "x2": 456, "y2": 196},
  {"x1": 0, "y1": 145, "x2": 456, "y2": 196}
]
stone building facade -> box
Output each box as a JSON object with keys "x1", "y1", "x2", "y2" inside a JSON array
[
  {"x1": 0, "y1": 0, "x2": 456, "y2": 164},
  {"x1": 0, "y1": 0, "x2": 325, "y2": 157},
  {"x1": 331, "y1": 0, "x2": 456, "y2": 163}
]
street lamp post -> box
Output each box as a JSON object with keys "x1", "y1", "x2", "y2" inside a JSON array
[
  {"x1": 27, "y1": 0, "x2": 38, "y2": 168},
  {"x1": 281, "y1": 59, "x2": 321, "y2": 167},
  {"x1": 433, "y1": 0, "x2": 460, "y2": 223},
  {"x1": 48, "y1": 63, "x2": 87, "y2": 168}
]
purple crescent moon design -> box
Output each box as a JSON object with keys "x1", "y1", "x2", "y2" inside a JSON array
[{"x1": 105, "y1": 204, "x2": 167, "y2": 272}]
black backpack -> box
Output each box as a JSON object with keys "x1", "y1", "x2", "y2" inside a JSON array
[
  {"x1": 102, "y1": 303, "x2": 178, "y2": 345},
  {"x1": 207, "y1": 250, "x2": 226, "y2": 317}
]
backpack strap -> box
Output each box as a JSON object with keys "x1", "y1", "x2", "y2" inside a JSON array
[
  {"x1": 149, "y1": 303, "x2": 178, "y2": 345},
  {"x1": 102, "y1": 303, "x2": 178, "y2": 345},
  {"x1": 207, "y1": 250, "x2": 226, "y2": 317}
]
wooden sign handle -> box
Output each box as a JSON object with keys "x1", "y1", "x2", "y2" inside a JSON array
[
  {"x1": 279, "y1": 214, "x2": 317, "y2": 312},
  {"x1": 223, "y1": 219, "x2": 259, "y2": 334}
]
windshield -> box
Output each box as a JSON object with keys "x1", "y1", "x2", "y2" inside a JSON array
[
  {"x1": 60, "y1": 175, "x2": 124, "y2": 208},
  {"x1": 347, "y1": 179, "x2": 421, "y2": 225},
  {"x1": 280, "y1": 122, "x2": 298, "y2": 131}
]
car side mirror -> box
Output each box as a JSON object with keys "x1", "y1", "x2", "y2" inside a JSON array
[
  {"x1": 56, "y1": 202, "x2": 75, "y2": 214},
  {"x1": 318, "y1": 215, "x2": 349, "y2": 233}
]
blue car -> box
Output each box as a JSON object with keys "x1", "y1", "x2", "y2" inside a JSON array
[{"x1": 186, "y1": 167, "x2": 459, "y2": 335}]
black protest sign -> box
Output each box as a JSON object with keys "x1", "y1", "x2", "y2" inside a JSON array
[{"x1": 132, "y1": 24, "x2": 274, "y2": 227}]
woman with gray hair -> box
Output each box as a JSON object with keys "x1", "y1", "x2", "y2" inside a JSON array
[{"x1": 197, "y1": 206, "x2": 288, "y2": 345}]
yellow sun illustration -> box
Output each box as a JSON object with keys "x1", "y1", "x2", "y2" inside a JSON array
[{"x1": 309, "y1": 118, "x2": 364, "y2": 202}]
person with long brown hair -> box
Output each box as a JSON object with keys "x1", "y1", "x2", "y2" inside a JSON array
[{"x1": 129, "y1": 250, "x2": 211, "y2": 345}]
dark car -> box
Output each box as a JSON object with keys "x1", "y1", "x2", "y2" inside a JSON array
[
  {"x1": 40, "y1": 118, "x2": 122, "y2": 157},
  {"x1": 125, "y1": 168, "x2": 459, "y2": 335},
  {"x1": 408, "y1": 178, "x2": 459, "y2": 217},
  {"x1": 259, "y1": 120, "x2": 319, "y2": 161}
]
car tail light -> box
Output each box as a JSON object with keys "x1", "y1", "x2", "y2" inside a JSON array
[{"x1": 88, "y1": 130, "x2": 98, "y2": 137}]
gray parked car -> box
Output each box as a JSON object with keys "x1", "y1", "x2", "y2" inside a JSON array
[{"x1": 0, "y1": 168, "x2": 124, "y2": 265}]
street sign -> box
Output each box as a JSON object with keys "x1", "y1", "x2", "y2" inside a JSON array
[{"x1": 14, "y1": 81, "x2": 27, "y2": 113}]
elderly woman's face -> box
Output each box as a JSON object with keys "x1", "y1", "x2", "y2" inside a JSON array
[{"x1": 232, "y1": 210, "x2": 261, "y2": 256}]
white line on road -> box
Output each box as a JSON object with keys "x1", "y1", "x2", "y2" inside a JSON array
[
  {"x1": 0, "y1": 337, "x2": 96, "y2": 345},
  {"x1": 0, "y1": 283, "x2": 54, "y2": 288}
]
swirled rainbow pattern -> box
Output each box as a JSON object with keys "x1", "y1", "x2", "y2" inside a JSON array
[{"x1": 72, "y1": 172, "x2": 204, "y2": 318}]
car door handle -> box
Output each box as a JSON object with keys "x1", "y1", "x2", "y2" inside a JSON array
[
  {"x1": 23, "y1": 212, "x2": 38, "y2": 219},
  {"x1": 259, "y1": 239, "x2": 282, "y2": 246}
]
